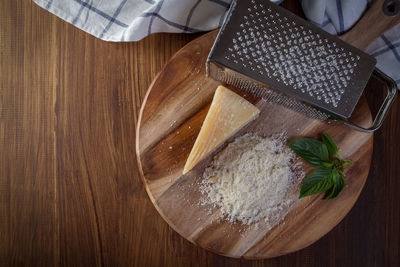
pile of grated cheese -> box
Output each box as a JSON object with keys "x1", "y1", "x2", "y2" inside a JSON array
[{"x1": 200, "y1": 132, "x2": 303, "y2": 227}]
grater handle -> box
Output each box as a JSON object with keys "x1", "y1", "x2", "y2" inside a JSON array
[
  {"x1": 343, "y1": 68, "x2": 398, "y2": 132},
  {"x1": 340, "y1": 0, "x2": 400, "y2": 51}
]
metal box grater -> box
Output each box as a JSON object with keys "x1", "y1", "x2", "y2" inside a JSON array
[{"x1": 207, "y1": 0, "x2": 397, "y2": 132}]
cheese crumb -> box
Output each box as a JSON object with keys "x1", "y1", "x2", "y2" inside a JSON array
[{"x1": 200, "y1": 132, "x2": 303, "y2": 227}]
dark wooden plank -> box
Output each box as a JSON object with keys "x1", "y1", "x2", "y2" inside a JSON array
[{"x1": 0, "y1": 1, "x2": 59, "y2": 266}]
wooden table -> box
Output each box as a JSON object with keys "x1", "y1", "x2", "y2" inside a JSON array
[{"x1": 1, "y1": 0, "x2": 399, "y2": 266}]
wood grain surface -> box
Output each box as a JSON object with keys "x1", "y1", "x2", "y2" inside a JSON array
[
  {"x1": 340, "y1": 0, "x2": 400, "y2": 50},
  {"x1": 136, "y1": 29, "x2": 374, "y2": 259},
  {"x1": 1, "y1": 0, "x2": 399, "y2": 266}
]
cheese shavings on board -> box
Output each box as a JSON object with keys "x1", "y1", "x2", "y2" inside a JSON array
[{"x1": 201, "y1": 133, "x2": 303, "y2": 227}]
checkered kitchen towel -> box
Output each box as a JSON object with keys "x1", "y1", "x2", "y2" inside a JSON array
[{"x1": 33, "y1": 0, "x2": 399, "y2": 87}]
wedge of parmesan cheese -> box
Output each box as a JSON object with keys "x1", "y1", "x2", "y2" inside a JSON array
[{"x1": 183, "y1": 85, "x2": 260, "y2": 174}]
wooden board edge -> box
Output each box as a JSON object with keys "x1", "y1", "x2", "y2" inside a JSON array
[{"x1": 135, "y1": 28, "x2": 376, "y2": 259}]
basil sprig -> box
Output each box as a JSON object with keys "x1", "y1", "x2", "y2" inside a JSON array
[{"x1": 288, "y1": 132, "x2": 351, "y2": 199}]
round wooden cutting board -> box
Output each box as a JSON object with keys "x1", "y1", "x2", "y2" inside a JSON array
[{"x1": 136, "y1": 30, "x2": 374, "y2": 259}]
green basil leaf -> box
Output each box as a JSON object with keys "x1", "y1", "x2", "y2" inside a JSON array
[
  {"x1": 342, "y1": 160, "x2": 352, "y2": 167},
  {"x1": 288, "y1": 139, "x2": 330, "y2": 168},
  {"x1": 321, "y1": 132, "x2": 338, "y2": 155},
  {"x1": 322, "y1": 162, "x2": 334, "y2": 168},
  {"x1": 299, "y1": 168, "x2": 334, "y2": 198},
  {"x1": 324, "y1": 171, "x2": 345, "y2": 199}
]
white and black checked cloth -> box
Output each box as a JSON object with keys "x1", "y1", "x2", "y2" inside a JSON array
[{"x1": 33, "y1": 0, "x2": 399, "y2": 87}]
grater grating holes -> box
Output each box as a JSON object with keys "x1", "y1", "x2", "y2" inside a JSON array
[{"x1": 224, "y1": 0, "x2": 361, "y2": 108}]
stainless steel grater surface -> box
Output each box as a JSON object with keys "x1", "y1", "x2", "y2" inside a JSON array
[{"x1": 207, "y1": 0, "x2": 377, "y2": 119}]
